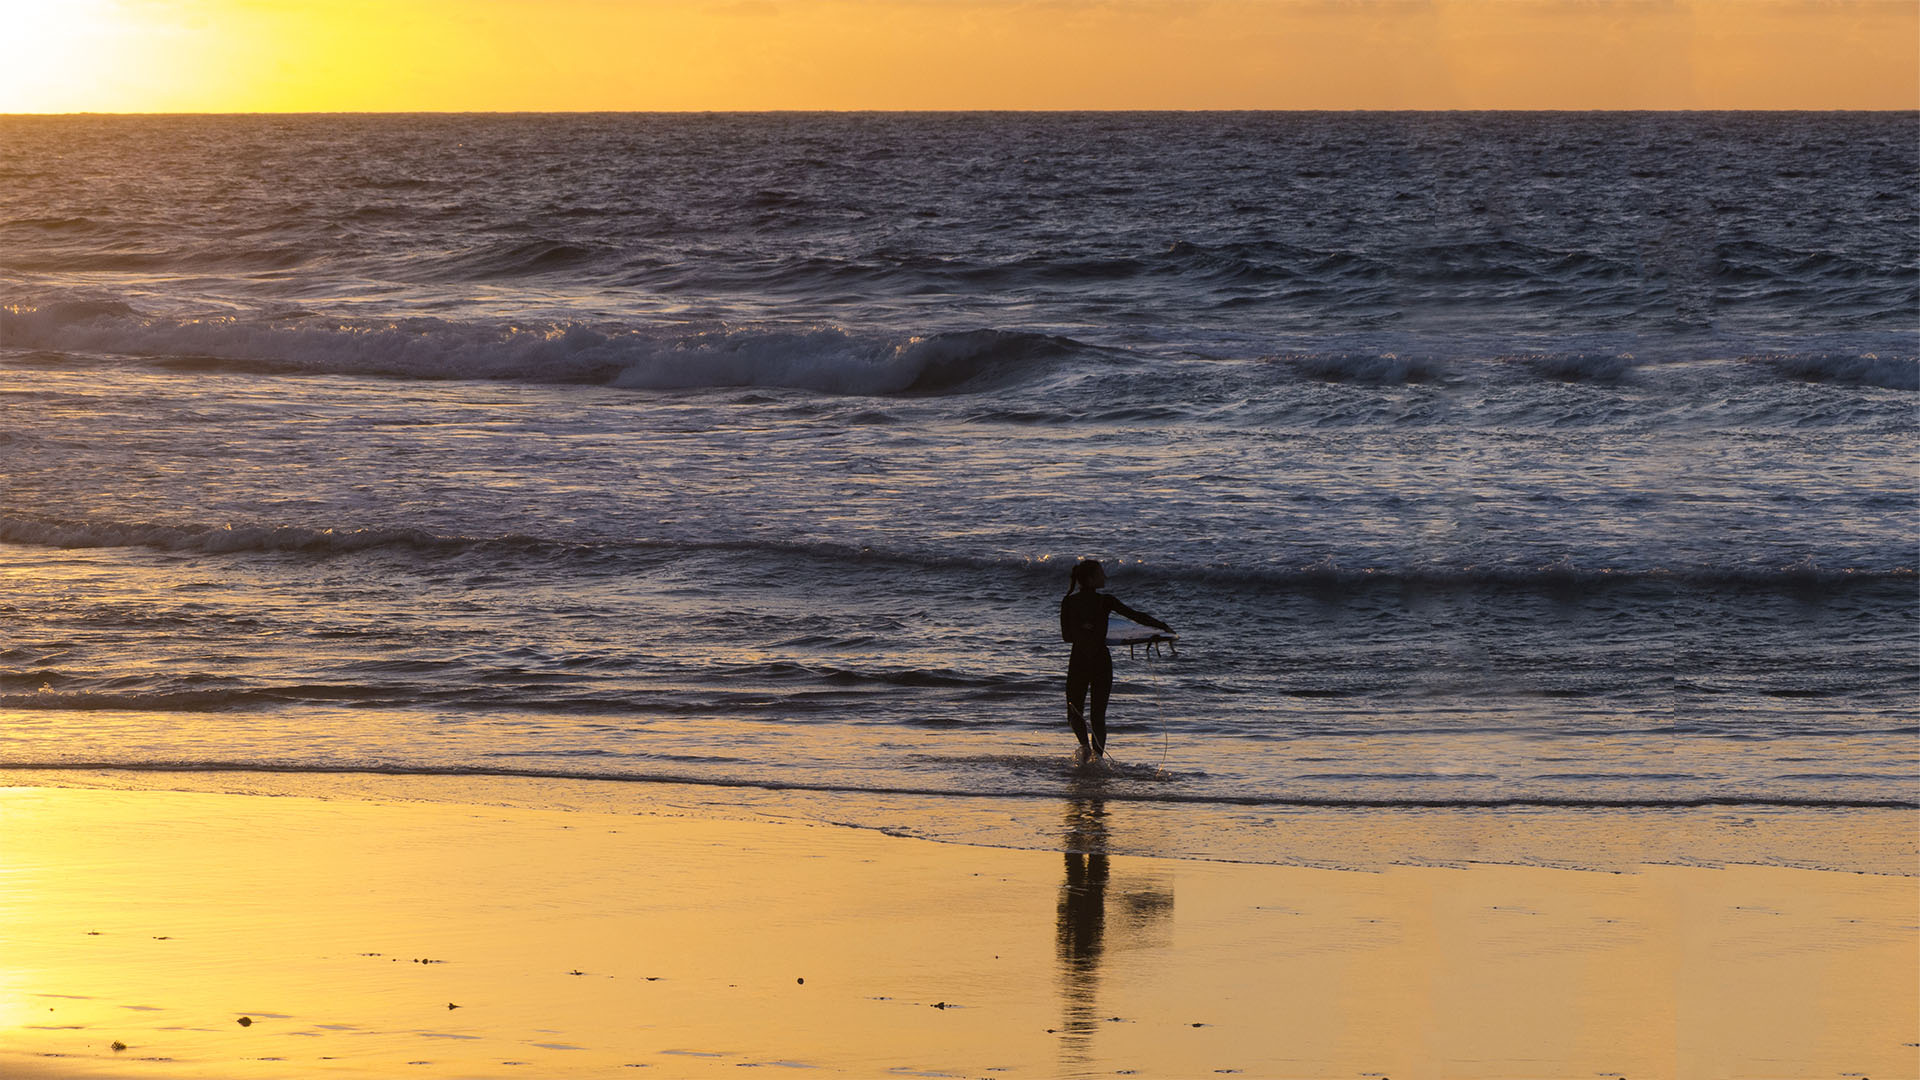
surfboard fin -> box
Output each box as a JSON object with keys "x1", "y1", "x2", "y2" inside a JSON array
[{"x1": 1127, "y1": 635, "x2": 1176, "y2": 659}]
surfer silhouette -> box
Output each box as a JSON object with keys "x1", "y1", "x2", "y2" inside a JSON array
[{"x1": 1060, "y1": 559, "x2": 1171, "y2": 758}]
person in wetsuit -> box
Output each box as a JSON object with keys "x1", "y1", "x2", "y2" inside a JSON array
[{"x1": 1060, "y1": 559, "x2": 1172, "y2": 758}]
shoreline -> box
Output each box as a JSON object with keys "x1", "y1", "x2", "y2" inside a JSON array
[
  {"x1": 2, "y1": 784, "x2": 1914, "y2": 1079},
  {"x1": 8, "y1": 766, "x2": 1917, "y2": 877}
]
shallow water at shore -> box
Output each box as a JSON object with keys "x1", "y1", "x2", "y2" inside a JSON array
[{"x1": 16, "y1": 767, "x2": 1916, "y2": 878}]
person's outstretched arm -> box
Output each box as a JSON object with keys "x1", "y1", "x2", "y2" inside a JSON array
[{"x1": 1106, "y1": 594, "x2": 1171, "y2": 632}]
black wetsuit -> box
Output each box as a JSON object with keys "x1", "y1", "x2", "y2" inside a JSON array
[{"x1": 1059, "y1": 590, "x2": 1169, "y2": 755}]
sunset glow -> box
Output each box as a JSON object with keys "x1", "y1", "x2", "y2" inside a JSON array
[
  {"x1": 1, "y1": 0, "x2": 1913, "y2": 113},
  {"x1": 2, "y1": 0, "x2": 1916, "y2": 1067}
]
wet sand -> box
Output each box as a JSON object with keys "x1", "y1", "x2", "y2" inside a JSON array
[{"x1": 0, "y1": 785, "x2": 1913, "y2": 1079}]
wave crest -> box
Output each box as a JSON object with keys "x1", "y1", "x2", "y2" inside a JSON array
[
  {"x1": 0, "y1": 299, "x2": 1082, "y2": 396},
  {"x1": 1762, "y1": 352, "x2": 1918, "y2": 391},
  {"x1": 1277, "y1": 351, "x2": 1449, "y2": 384}
]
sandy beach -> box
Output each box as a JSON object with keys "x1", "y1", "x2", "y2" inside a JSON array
[
  {"x1": 6, "y1": 105, "x2": 1918, "y2": 1080},
  {"x1": 0, "y1": 784, "x2": 1912, "y2": 1079}
]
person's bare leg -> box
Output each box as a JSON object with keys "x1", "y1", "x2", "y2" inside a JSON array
[
  {"x1": 1089, "y1": 673, "x2": 1110, "y2": 757},
  {"x1": 1066, "y1": 664, "x2": 1094, "y2": 754}
]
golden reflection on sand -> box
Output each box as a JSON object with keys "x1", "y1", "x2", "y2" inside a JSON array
[
  {"x1": 1054, "y1": 791, "x2": 1176, "y2": 1073},
  {"x1": 1055, "y1": 793, "x2": 1111, "y2": 1069},
  {"x1": 0, "y1": 785, "x2": 1913, "y2": 1079}
]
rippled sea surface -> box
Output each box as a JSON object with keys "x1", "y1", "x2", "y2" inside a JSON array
[{"x1": 1, "y1": 113, "x2": 1914, "y2": 865}]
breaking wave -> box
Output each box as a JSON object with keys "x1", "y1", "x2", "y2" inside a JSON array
[
  {"x1": 1761, "y1": 352, "x2": 1919, "y2": 391},
  {"x1": 0, "y1": 300, "x2": 1083, "y2": 396},
  {"x1": 6, "y1": 297, "x2": 1914, "y2": 396}
]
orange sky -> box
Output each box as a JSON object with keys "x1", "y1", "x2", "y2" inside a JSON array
[{"x1": 2, "y1": 0, "x2": 1915, "y2": 112}]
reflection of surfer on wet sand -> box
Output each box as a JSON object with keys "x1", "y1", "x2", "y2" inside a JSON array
[
  {"x1": 1055, "y1": 795, "x2": 1110, "y2": 1057},
  {"x1": 1054, "y1": 794, "x2": 1175, "y2": 1068},
  {"x1": 1060, "y1": 559, "x2": 1173, "y2": 760}
]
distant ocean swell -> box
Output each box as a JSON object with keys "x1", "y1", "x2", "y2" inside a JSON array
[
  {"x1": 2, "y1": 222, "x2": 1913, "y2": 313},
  {"x1": 3, "y1": 298, "x2": 1915, "y2": 391},
  {"x1": 1, "y1": 513, "x2": 1909, "y2": 593}
]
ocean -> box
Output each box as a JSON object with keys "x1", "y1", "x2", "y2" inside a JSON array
[{"x1": 1, "y1": 112, "x2": 1914, "y2": 869}]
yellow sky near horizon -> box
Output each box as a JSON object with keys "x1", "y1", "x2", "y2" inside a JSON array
[{"x1": 2, "y1": 0, "x2": 1914, "y2": 113}]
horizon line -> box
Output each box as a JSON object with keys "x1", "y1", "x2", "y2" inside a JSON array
[{"x1": 6, "y1": 107, "x2": 1917, "y2": 117}]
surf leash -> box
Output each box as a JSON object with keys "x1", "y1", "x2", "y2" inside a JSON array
[{"x1": 1105, "y1": 631, "x2": 1177, "y2": 775}]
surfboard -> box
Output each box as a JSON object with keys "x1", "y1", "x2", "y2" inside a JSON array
[{"x1": 1106, "y1": 616, "x2": 1177, "y2": 655}]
